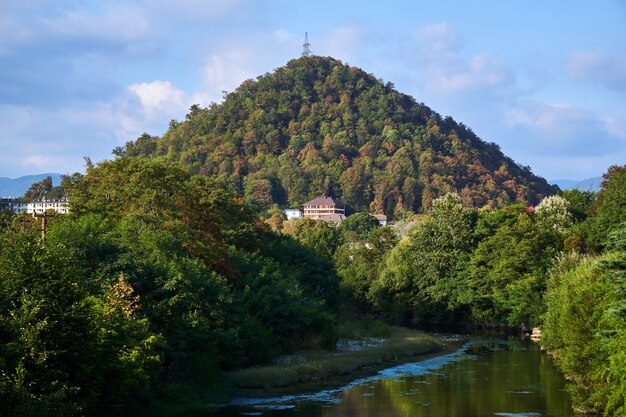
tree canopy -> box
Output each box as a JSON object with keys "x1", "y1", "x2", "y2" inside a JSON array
[{"x1": 0, "y1": 157, "x2": 339, "y2": 416}]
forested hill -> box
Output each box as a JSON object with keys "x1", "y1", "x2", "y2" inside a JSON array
[{"x1": 117, "y1": 56, "x2": 557, "y2": 217}]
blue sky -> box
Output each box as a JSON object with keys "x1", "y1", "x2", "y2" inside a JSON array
[{"x1": 1, "y1": 0, "x2": 625, "y2": 180}]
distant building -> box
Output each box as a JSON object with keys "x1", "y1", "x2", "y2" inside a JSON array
[
  {"x1": 371, "y1": 213, "x2": 388, "y2": 226},
  {"x1": 0, "y1": 198, "x2": 69, "y2": 215},
  {"x1": 319, "y1": 213, "x2": 346, "y2": 225},
  {"x1": 284, "y1": 208, "x2": 302, "y2": 220},
  {"x1": 0, "y1": 198, "x2": 28, "y2": 214},
  {"x1": 303, "y1": 196, "x2": 345, "y2": 220}
]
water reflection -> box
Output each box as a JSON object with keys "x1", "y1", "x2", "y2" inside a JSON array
[{"x1": 218, "y1": 338, "x2": 572, "y2": 417}]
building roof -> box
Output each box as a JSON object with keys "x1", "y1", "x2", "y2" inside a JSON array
[
  {"x1": 372, "y1": 213, "x2": 388, "y2": 222},
  {"x1": 303, "y1": 196, "x2": 341, "y2": 206},
  {"x1": 319, "y1": 213, "x2": 346, "y2": 223}
]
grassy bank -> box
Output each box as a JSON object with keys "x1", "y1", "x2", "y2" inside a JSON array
[
  {"x1": 137, "y1": 326, "x2": 466, "y2": 415},
  {"x1": 225, "y1": 327, "x2": 456, "y2": 390}
]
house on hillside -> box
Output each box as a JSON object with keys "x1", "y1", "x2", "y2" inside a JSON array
[
  {"x1": 371, "y1": 213, "x2": 388, "y2": 226},
  {"x1": 284, "y1": 208, "x2": 302, "y2": 220},
  {"x1": 319, "y1": 213, "x2": 346, "y2": 225},
  {"x1": 303, "y1": 196, "x2": 345, "y2": 220}
]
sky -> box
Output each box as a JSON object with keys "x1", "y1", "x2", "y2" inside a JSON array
[{"x1": 1, "y1": 1, "x2": 625, "y2": 181}]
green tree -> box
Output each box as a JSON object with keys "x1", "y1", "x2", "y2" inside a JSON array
[
  {"x1": 338, "y1": 212, "x2": 379, "y2": 241},
  {"x1": 559, "y1": 189, "x2": 596, "y2": 222},
  {"x1": 22, "y1": 176, "x2": 54, "y2": 201},
  {"x1": 588, "y1": 165, "x2": 626, "y2": 248},
  {"x1": 376, "y1": 193, "x2": 474, "y2": 325},
  {"x1": 542, "y1": 236, "x2": 626, "y2": 415},
  {"x1": 467, "y1": 212, "x2": 561, "y2": 326},
  {"x1": 0, "y1": 219, "x2": 163, "y2": 417},
  {"x1": 334, "y1": 227, "x2": 398, "y2": 314},
  {"x1": 0, "y1": 157, "x2": 342, "y2": 414},
  {"x1": 290, "y1": 218, "x2": 340, "y2": 260}
]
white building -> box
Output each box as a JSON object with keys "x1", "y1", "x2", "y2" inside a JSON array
[
  {"x1": 284, "y1": 208, "x2": 302, "y2": 220},
  {"x1": 0, "y1": 198, "x2": 69, "y2": 215},
  {"x1": 0, "y1": 198, "x2": 29, "y2": 214}
]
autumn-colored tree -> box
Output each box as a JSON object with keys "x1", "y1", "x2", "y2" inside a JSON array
[{"x1": 117, "y1": 56, "x2": 557, "y2": 217}]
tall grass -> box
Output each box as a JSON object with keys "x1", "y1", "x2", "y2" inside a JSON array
[{"x1": 226, "y1": 328, "x2": 442, "y2": 389}]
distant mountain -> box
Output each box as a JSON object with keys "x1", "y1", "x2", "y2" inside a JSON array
[
  {"x1": 116, "y1": 56, "x2": 557, "y2": 217},
  {"x1": 551, "y1": 177, "x2": 602, "y2": 192},
  {"x1": 0, "y1": 173, "x2": 62, "y2": 198}
]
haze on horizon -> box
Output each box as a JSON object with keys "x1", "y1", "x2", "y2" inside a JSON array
[{"x1": 1, "y1": 0, "x2": 624, "y2": 180}]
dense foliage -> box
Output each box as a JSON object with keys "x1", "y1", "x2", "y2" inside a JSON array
[
  {"x1": 0, "y1": 158, "x2": 338, "y2": 416},
  {"x1": 2, "y1": 160, "x2": 625, "y2": 415},
  {"x1": 331, "y1": 193, "x2": 564, "y2": 329},
  {"x1": 541, "y1": 167, "x2": 626, "y2": 416},
  {"x1": 20, "y1": 174, "x2": 79, "y2": 201},
  {"x1": 0, "y1": 51, "x2": 622, "y2": 415},
  {"x1": 330, "y1": 166, "x2": 626, "y2": 415},
  {"x1": 116, "y1": 56, "x2": 556, "y2": 216}
]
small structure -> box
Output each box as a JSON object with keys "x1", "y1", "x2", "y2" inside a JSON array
[
  {"x1": 284, "y1": 208, "x2": 302, "y2": 220},
  {"x1": 371, "y1": 213, "x2": 388, "y2": 226},
  {"x1": 302, "y1": 32, "x2": 312, "y2": 57},
  {"x1": 530, "y1": 328, "x2": 541, "y2": 341},
  {"x1": 303, "y1": 196, "x2": 345, "y2": 220},
  {"x1": 319, "y1": 213, "x2": 346, "y2": 225}
]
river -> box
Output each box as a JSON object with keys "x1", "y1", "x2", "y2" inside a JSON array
[{"x1": 216, "y1": 337, "x2": 573, "y2": 417}]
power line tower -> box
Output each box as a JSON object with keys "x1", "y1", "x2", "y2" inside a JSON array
[{"x1": 302, "y1": 32, "x2": 312, "y2": 57}]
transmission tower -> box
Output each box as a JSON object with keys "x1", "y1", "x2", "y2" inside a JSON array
[{"x1": 302, "y1": 32, "x2": 312, "y2": 57}]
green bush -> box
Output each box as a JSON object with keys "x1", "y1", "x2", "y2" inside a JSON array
[{"x1": 542, "y1": 244, "x2": 626, "y2": 415}]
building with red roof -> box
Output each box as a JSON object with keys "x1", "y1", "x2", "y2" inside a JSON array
[{"x1": 303, "y1": 196, "x2": 345, "y2": 220}]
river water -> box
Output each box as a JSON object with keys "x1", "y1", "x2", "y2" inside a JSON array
[{"x1": 216, "y1": 338, "x2": 573, "y2": 417}]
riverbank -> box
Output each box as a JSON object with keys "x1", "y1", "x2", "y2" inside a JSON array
[
  {"x1": 222, "y1": 337, "x2": 573, "y2": 417},
  {"x1": 136, "y1": 328, "x2": 467, "y2": 416},
  {"x1": 226, "y1": 327, "x2": 468, "y2": 397}
]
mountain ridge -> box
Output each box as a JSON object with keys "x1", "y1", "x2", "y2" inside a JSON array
[
  {"x1": 551, "y1": 177, "x2": 601, "y2": 192},
  {"x1": 117, "y1": 56, "x2": 557, "y2": 218},
  {"x1": 0, "y1": 173, "x2": 62, "y2": 198}
]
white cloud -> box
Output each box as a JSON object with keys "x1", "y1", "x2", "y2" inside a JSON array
[
  {"x1": 568, "y1": 51, "x2": 626, "y2": 93},
  {"x1": 25, "y1": 155, "x2": 53, "y2": 169},
  {"x1": 39, "y1": 5, "x2": 151, "y2": 43},
  {"x1": 429, "y1": 53, "x2": 513, "y2": 94},
  {"x1": 504, "y1": 102, "x2": 623, "y2": 157},
  {"x1": 64, "y1": 80, "x2": 195, "y2": 143},
  {"x1": 200, "y1": 30, "x2": 302, "y2": 102},
  {"x1": 414, "y1": 23, "x2": 462, "y2": 56},
  {"x1": 0, "y1": 77, "x2": 201, "y2": 177},
  {"x1": 0, "y1": 14, "x2": 34, "y2": 55},
  {"x1": 0, "y1": 2, "x2": 153, "y2": 54},
  {"x1": 602, "y1": 115, "x2": 626, "y2": 138},
  {"x1": 406, "y1": 23, "x2": 515, "y2": 98},
  {"x1": 203, "y1": 54, "x2": 258, "y2": 101},
  {"x1": 129, "y1": 80, "x2": 185, "y2": 113}
]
